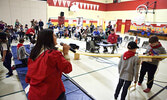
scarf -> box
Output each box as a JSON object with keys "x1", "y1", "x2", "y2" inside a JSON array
[
  {"x1": 149, "y1": 42, "x2": 162, "y2": 55},
  {"x1": 17, "y1": 43, "x2": 23, "y2": 49},
  {"x1": 123, "y1": 50, "x2": 136, "y2": 60}
]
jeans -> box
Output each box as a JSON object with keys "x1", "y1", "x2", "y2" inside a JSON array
[{"x1": 114, "y1": 78, "x2": 131, "y2": 100}]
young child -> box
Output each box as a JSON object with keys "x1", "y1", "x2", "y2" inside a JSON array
[
  {"x1": 138, "y1": 35, "x2": 166, "y2": 93},
  {"x1": 0, "y1": 32, "x2": 13, "y2": 78},
  {"x1": 114, "y1": 41, "x2": 140, "y2": 100},
  {"x1": 30, "y1": 39, "x2": 36, "y2": 51},
  {"x1": 103, "y1": 29, "x2": 117, "y2": 54},
  {"x1": 13, "y1": 38, "x2": 29, "y2": 69}
]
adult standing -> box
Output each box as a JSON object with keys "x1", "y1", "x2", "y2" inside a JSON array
[
  {"x1": 39, "y1": 19, "x2": 44, "y2": 31},
  {"x1": 90, "y1": 23, "x2": 94, "y2": 33}
]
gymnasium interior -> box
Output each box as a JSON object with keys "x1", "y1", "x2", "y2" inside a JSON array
[{"x1": 0, "y1": 0, "x2": 167, "y2": 100}]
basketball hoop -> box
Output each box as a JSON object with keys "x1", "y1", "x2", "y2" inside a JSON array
[{"x1": 136, "y1": 4, "x2": 148, "y2": 14}]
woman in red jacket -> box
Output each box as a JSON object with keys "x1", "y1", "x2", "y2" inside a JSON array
[{"x1": 25, "y1": 29, "x2": 72, "y2": 100}]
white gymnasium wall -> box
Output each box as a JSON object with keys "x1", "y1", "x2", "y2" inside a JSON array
[
  {"x1": 47, "y1": 5, "x2": 106, "y2": 26},
  {"x1": 0, "y1": 0, "x2": 47, "y2": 27}
]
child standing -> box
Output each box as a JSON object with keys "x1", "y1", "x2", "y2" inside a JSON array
[
  {"x1": 0, "y1": 32, "x2": 13, "y2": 78},
  {"x1": 13, "y1": 38, "x2": 29, "y2": 69},
  {"x1": 114, "y1": 41, "x2": 140, "y2": 100},
  {"x1": 138, "y1": 35, "x2": 166, "y2": 93}
]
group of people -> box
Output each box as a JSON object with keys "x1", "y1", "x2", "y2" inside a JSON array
[
  {"x1": 114, "y1": 35, "x2": 166, "y2": 100},
  {"x1": 1, "y1": 18, "x2": 166, "y2": 100}
]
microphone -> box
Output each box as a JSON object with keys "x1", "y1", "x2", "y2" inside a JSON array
[{"x1": 60, "y1": 42, "x2": 76, "y2": 53}]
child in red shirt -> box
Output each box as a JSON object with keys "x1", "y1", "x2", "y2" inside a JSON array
[{"x1": 104, "y1": 29, "x2": 117, "y2": 54}]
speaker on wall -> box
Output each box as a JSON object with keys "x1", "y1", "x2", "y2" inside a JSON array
[
  {"x1": 60, "y1": 12, "x2": 64, "y2": 16},
  {"x1": 113, "y1": 0, "x2": 117, "y2": 3}
]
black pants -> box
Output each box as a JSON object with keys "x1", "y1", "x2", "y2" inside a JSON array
[
  {"x1": 57, "y1": 92, "x2": 66, "y2": 100},
  {"x1": 139, "y1": 62, "x2": 157, "y2": 89},
  {"x1": 114, "y1": 79, "x2": 131, "y2": 100},
  {"x1": 3, "y1": 52, "x2": 13, "y2": 74},
  {"x1": 26, "y1": 34, "x2": 33, "y2": 42},
  {"x1": 19, "y1": 32, "x2": 25, "y2": 38},
  {"x1": 15, "y1": 58, "x2": 28, "y2": 68}
]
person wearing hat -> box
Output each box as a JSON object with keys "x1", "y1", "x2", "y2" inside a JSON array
[
  {"x1": 138, "y1": 35, "x2": 166, "y2": 93},
  {"x1": 114, "y1": 41, "x2": 140, "y2": 100}
]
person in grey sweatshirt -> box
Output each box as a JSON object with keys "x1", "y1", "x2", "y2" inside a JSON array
[
  {"x1": 114, "y1": 41, "x2": 140, "y2": 100},
  {"x1": 138, "y1": 35, "x2": 166, "y2": 93},
  {"x1": 12, "y1": 38, "x2": 29, "y2": 69}
]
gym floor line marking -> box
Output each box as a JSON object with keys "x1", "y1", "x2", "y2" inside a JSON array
[
  {"x1": 70, "y1": 65, "x2": 115, "y2": 79},
  {"x1": 0, "y1": 90, "x2": 24, "y2": 98}
]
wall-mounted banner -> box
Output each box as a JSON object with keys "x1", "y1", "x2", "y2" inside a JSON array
[
  {"x1": 80, "y1": 3, "x2": 83, "y2": 9},
  {"x1": 77, "y1": 17, "x2": 83, "y2": 27},
  {"x1": 53, "y1": 0, "x2": 57, "y2": 5},
  {"x1": 97, "y1": 5, "x2": 99, "y2": 10},
  {"x1": 93, "y1": 5, "x2": 96, "y2": 10},
  {"x1": 67, "y1": 1, "x2": 71, "y2": 7},
  {"x1": 87, "y1": 4, "x2": 90, "y2": 9},
  {"x1": 86, "y1": 20, "x2": 89, "y2": 24},
  {"x1": 63, "y1": 0, "x2": 66, "y2": 7},
  {"x1": 50, "y1": 0, "x2": 100, "y2": 11},
  {"x1": 84, "y1": 3, "x2": 87, "y2": 9},
  {"x1": 90, "y1": 4, "x2": 93, "y2": 10},
  {"x1": 58, "y1": 0, "x2": 61, "y2": 6},
  {"x1": 68, "y1": 19, "x2": 73, "y2": 24}
]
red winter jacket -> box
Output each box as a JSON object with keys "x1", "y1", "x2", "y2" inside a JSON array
[
  {"x1": 26, "y1": 28, "x2": 35, "y2": 35},
  {"x1": 25, "y1": 50, "x2": 72, "y2": 100},
  {"x1": 107, "y1": 33, "x2": 117, "y2": 44}
]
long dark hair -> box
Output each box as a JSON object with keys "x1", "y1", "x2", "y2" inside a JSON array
[{"x1": 30, "y1": 29, "x2": 57, "y2": 60}]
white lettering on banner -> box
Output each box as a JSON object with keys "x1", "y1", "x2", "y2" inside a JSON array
[
  {"x1": 80, "y1": 3, "x2": 83, "y2": 9},
  {"x1": 87, "y1": 4, "x2": 90, "y2": 9},
  {"x1": 93, "y1": 5, "x2": 96, "y2": 10},
  {"x1": 90, "y1": 4, "x2": 93, "y2": 10},
  {"x1": 63, "y1": 0, "x2": 66, "y2": 6},
  {"x1": 67, "y1": 1, "x2": 71, "y2": 7},
  {"x1": 84, "y1": 3, "x2": 87, "y2": 9},
  {"x1": 53, "y1": 0, "x2": 57, "y2": 5},
  {"x1": 58, "y1": 0, "x2": 61, "y2": 6},
  {"x1": 97, "y1": 5, "x2": 99, "y2": 10}
]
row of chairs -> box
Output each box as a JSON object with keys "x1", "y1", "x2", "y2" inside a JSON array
[{"x1": 123, "y1": 36, "x2": 149, "y2": 49}]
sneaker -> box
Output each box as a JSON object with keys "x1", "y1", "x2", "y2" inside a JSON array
[
  {"x1": 6, "y1": 72, "x2": 9, "y2": 75},
  {"x1": 138, "y1": 83, "x2": 141, "y2": 86},
  {"x1": 143, "y1": 88, "x2": 151, "y2": 93},
  {"x1": 11, "y1": 65, "x2": 16, "y2": 70},
  {"x1": 6, "y1": 73, "x2": 13, "y2": 78}
]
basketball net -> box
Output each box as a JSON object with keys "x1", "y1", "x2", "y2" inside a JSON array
[{"x1": 136, "y1": 4, "x2": 148, "y2": 14}]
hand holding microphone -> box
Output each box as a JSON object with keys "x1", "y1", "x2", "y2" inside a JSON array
[{"x1": 60, "y1": 42, "x2": 76, "y2": 54}]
